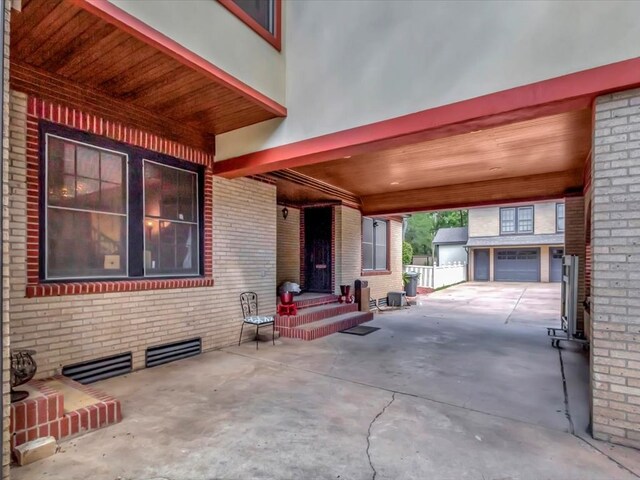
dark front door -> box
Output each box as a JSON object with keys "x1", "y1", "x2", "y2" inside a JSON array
[
  {"x1": 304, "y1": 207, "x2": 332, "y2": 292},
  {"x1": 474, "y1": 249, "x2": 490, "y2": 281}
]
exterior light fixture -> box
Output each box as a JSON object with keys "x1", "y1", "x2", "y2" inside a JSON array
[{"x1": 282, "y1": 206, "x2": 289, "y2": 220}]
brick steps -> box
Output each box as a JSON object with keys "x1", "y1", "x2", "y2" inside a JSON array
[
  {"x1": 276, "y1": 302, "x2": 359, "y2": 328},
  {"x1": 10, "y1": 375, "x2": 122, "y2": 450},
  {"x1": 288, "y1": 294, "x2": 340, "y2": 309},
  {"x1": 278, "y1": 311, "x2": 374, "y2": 341}
]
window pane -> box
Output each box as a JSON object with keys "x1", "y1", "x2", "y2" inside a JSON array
[
  {"x1": 144, "y1": 162, "x2": 162, "y2": 217},
  {"x1": 375, "y1": 245, "x2": 387, "y2": 271},
  {"x1": 47, "y1": 209, "x2": 126, "y2": 278},
  {"x1": 557, "y1": 204, "x2": 565, "y2": 232},
  {"x1": 374, "y1": 220, "x2": 388, "y2": 270},
  {"x1": 144, "y1": 162, "x2": 197, "y2": 222},
  {"x1": 362, "y1": 217, "x2": 373, "y2": 243},
  {"x1": 363, "y1": 243, "x2": 374, "y2": 270},
  {"x1": 145, "y1": 219, "x2": 198, "y2": 275},
  {"x1": 176, "y1": 169, "x2": 196, "y2": 222},
  {"x1": 232, "y1": 0, "x2": 274, "y2": 34},
  {"x1": 47, "y1": 137, "x2": 126, "y2": 214},
  {"x1": 376, "y1": 220, "x2": 387, "y2": 246},
  {"x1": 518, "y1": 207, "x2": 533, "y2": 232},
  {"x1": 501, "y1": 208, "x2": 515, "y2": 233},
  {"x1": 76, "y1": 146, "x2": 99, "y2": 179}
]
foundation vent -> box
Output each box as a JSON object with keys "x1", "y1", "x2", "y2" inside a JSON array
[
  {"x1": 62, "y1": 352, "x2": 133, "y2": 384},
  {"x1": 146, "y1": 338, "x2": 202, "y2": 368}
]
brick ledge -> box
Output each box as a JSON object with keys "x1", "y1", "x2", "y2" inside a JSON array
[
  {"x1": 26, "y1": 278, "x2": 214, "y2": 298},
  {"x1": 361, "y1": 270, "x2": 392, "y2": 276}
]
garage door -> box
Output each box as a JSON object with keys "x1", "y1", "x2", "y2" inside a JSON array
[{"x1": 494, "y1": 248, "x2": 540, "y2": 282}]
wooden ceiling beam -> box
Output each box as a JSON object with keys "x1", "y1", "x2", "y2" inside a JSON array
[{"x1": 360, "y1": 170, "x2": 584, "y2": 216}]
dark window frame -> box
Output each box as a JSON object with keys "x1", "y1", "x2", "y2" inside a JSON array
[
  {"x1": 39, "y1": 121, "x2": 205, "y2": 282},
  {"x1": 500, "y1": 206, "x2": 534, "y2": 235},
  {"x1": 556, "y1": 202, "x2": 565, "y2": 233},
  {"x1": 362, "y1": 217, "x2": 390, "y2": 272},
  {"x1": 218, "y1": 0, "x2": 282, "y2": 51}
]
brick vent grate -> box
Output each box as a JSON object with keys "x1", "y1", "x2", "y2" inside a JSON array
[
  {"x1": 62, "y1": 352, "x2": 132, "y2": 384},
  {"x1": 146, "y1": 338, "x2": 202, "y2": 368}
]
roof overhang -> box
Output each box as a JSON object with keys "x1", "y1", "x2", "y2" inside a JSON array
[
  {"x1": 466, "y1": 233, "x2": 565, "y2": 248},
  {"x1": 214, "y1": 57, "x2": 640, "y2": 214},
  {"x1": 11, "y1": 0, "x2": 286, "y2": 140}
]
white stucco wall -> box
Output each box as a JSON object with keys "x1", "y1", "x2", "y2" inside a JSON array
[
  {"x1": 217, "y1": 0, "x2": 640, "y2": 159},
  {"x1": 437, "y1": 245, "x2": 467, "y2": 266},
  {"x1": 109, "y1": 0, "x2": 285, "y2": 105}
]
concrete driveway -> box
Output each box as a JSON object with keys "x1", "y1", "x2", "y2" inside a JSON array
[{"x1": 13, "y1": 282, "x2": 640, "y2": 480}]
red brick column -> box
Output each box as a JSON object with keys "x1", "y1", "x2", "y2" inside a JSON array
[{"x1": 564, "y1": 195, "x2": 586, "y2": 330}]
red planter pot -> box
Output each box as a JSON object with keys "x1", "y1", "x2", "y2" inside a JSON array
[{"x1": 279, "y1": 291, "x2": 294, "y2": 305}]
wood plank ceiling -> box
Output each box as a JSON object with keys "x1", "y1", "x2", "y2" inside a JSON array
[
  {"x1": 285, "y1": 109, "x2": 591, "y2": 214},
  {"x1": 11, "y1": 0, "x2": 282, "y2": 139}
]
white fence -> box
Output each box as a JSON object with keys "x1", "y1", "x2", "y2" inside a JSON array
[{"x1": 404, "y1": 262, "x2": 467, "y2": 289}]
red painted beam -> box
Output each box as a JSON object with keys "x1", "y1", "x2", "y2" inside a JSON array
[
  {"x1": 214, "y1": 57, "x2": 640, "y2": 178},
  {"x1": 71, "y1": 0, "x2": 287, "y2": 118}
]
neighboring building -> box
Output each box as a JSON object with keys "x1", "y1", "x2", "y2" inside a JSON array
[
  {"x1": 410, "y1": 254, "x2": 433, "y2": 266},
  {"x1": 1, "y1": 0, "x2": 640, "y2": 466},
  {"x1": 432, "y1": 226, "x2": 468, "y2": 266},
  {"x1": 467, "y1": 202, "x2": 565, "y2": 282}
]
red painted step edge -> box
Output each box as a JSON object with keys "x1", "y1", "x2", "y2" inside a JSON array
[{"x1": 10, "y1": 375, "x2": 122, "y2": 449}]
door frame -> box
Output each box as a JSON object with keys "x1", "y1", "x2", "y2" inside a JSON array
[
  {"x1": 300, "y1": 205, "x2": 335, "y2": 293},
  {"x1": 549, "y1": 246, "x2": 564, "y2": 283},
  {"x1": 473, "y1": 248, "x2": 490, "y2": 281}
]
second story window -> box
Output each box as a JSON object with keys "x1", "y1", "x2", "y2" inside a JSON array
[
  {"x1": 219, "y1": 0, "x2": 281, "y2": 50},
  {"x1": 556, "y1": 203, "x2": 565, "y2": 232},
  {"x1": 500, "y1": 206, "x2": 534, "y2": 235}
]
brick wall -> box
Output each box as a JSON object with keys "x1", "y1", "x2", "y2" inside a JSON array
[
  {"x1": 8, "y1": 89, "x2": 277, "y2": 378},
  {"x1": 468, "y1": 207, "x2": 500, "y2": 237},
  {"x1": 336, "y1": 206, "x2": 403, "y2": 301},
  {"x1": 534, "y1": 202, "x2": 558, "y2": 234},
  {"x1": 469, "y1": 201, "x2": 560, "y2": 237},
  {"x1": 591, "y1": 88, "x2": 640, "y2": 448},
  {"x1": 565, "y1": 196, "x2": 586, "y2": 328},
  {"x1": 2, "y1": 0, "x2": 9, "y2": 476},
  {"x1": 276, "y1": 205, "x2": 300, "y2": 286}
]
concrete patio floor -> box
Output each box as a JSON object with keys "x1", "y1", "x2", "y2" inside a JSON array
[{"x1": 13, "y1": 282, "x2": 640, "y2": 480}]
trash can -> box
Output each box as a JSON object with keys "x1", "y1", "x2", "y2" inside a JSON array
[{"x1": 404, "y1": 271, "x2": 419, "y2": 297}]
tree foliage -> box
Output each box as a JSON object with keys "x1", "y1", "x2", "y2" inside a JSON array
[
  {"x1": 405, "y1": 210, "x2": 468, "y2": 256},
  {"x1": 402, "y1": 241, "x2": 414, "y2": 265}
]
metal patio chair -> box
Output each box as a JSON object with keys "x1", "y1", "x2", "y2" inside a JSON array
[{"x1": 239, "y1": 292, "x2": 275, "y2": 349}]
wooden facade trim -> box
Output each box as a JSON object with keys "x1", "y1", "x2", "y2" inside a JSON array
[
  {"x1": 218, "y1": 0, "x2": 282, "y2": 51},
  {"x1": 214, "y1": 57, "x2": 640, "y2": 178},
  {"x1": 71, "y1": 0, "x2": 286, "y2": 117}
]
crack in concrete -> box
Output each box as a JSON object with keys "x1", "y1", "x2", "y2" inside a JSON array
[
  {"x1": 557, "y1": 346, "x2": 640, "y2": 478},
  {"x1": 556, "y1": 346, "x2": 575, "y2": 435},
  {"x1": 366, "y1": 392, "x2": 396, "y2": 480},
  {"x1": 504, "y1": 286, "x2": 527, "y2": 324},
  {"x1": 225, "y1": 349, "x2": 640, "y2": 477}
]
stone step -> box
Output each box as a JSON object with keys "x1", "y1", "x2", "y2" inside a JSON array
[
  {"x1": 278, "y1": 311, "x2": 374, "y2": 341},
  {"x1": 10, "y1": 375, "x2": 122, "y2": 450},
  {"x1": 276, "y1": 302, "x2": 359, "y2": 328}
]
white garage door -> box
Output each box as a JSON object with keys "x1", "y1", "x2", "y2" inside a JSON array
[{"x1": 494, "y1": 248, "x2": 540, "y2": 282}]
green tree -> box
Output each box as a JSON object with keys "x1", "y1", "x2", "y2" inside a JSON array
[
  {"x1": 402, "y1": 241, "x2": 414, "y2": 265},
  {"x1": 405, "y1": 210, "x2": 468, "y2": 257}
]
